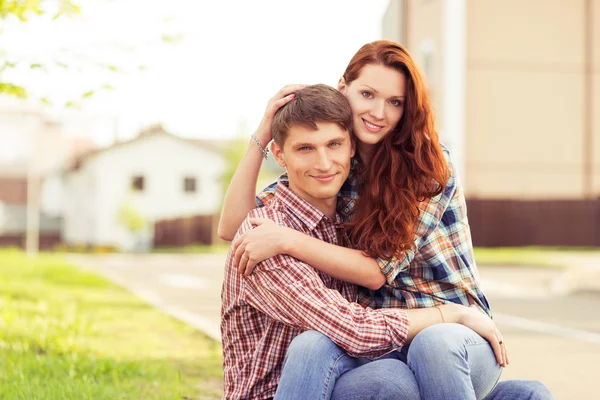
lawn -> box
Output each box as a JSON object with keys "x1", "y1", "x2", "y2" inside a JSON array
[
  {"x1": 474, "y1": 246, "x2": 600, "y2": 268},
  {"x1": 0, "y1": 249, "x2": 223, "y2": 400}
]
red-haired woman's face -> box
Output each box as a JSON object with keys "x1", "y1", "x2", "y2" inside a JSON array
[{"x1": 338, "y1": 63, "x2": 406, "y2": 149}]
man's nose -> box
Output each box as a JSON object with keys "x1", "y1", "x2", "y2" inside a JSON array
[{"x1": 314, "y1": 148, "x2": 333, "y2": 171}]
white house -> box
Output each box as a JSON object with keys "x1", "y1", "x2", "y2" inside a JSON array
[{"x1": 56, "y1": 125, "x2": 226, "y2": 250}]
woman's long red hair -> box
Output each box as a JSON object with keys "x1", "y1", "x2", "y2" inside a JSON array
[{"x1": 343, "y1": 40, "x2": 449, "y2": 261}]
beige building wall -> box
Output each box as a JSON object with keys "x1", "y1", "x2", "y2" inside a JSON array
[
  {"x1": 466, "y1": 0, "x2": 589, "y2": 199},
  {"x1": 404, "y1": 0, "x2": 445, "y2": 138},
  {"x1": 591, "y1": 0, "x2": 600, "y2": 194},
  {"x1": 383, "y1": 0, "x2": 598, "y2": 200},
  {"x1": 382, "y1": 0, "x2": 405, "y2": 44}
]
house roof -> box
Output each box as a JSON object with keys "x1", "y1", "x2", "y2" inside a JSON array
[{"x1": 68, "y1": 124, "x2": 223, "y2": 172}]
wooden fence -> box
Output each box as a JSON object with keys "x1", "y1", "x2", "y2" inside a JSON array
[
  {"x1": 0, "y1": 233, "x2": 61, "y2": 250},
  {"x1": 151, "y1": 199, "x2": 600, "y2": 249},
  {"x1": 466, "y1": 198, "x2": 600, "y2": 247},
  {"x1": 153, "y1": 214, "x2": 217, "y2": 247}
]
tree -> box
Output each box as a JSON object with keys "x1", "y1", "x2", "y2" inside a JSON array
[{"x1": 0, "y1": 0, "x2": 82, "y2": 101}]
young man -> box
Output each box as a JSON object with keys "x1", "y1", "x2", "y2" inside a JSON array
[{"x1": 220, "y1": 84, "x2": 511, "y2": 400}]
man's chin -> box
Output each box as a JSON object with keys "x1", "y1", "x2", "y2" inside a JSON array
[{"x1": 308, "y1": 188, "x2": 340, "y2": 200}]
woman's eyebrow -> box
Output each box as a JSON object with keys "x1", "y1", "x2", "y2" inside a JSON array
[{"x1": 361, "y1": 85, "x2": 405, "y2": 98}]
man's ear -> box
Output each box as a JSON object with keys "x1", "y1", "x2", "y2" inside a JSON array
[
  {"x1": 270, "y1": 141, "x2": 286, "y2": 169},
  {"x1": 350, "y1": 135, "x2": 356, "y2": 158},
  {"x1": 337, "y1": 77, "x2": 347, "y2": 94}
]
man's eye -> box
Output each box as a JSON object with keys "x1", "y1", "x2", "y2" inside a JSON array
[
  {"x1": 329, "y1": 142, "x2": 342, "y2": 148},
  {"x1": 298, "y1": 147, "x2": 311, "y2": 151}
]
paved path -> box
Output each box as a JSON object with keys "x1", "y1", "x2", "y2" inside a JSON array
[{"x1": 67, "y1": 253, "x2": 600, "y2": 399}]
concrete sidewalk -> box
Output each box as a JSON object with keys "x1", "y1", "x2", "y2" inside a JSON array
[
  {"x1": 547, "y1": 252, "x2": 600, "y2": 295},
  {"x1": 66, "y1": 253, "x2": 600, "y2": 399}
]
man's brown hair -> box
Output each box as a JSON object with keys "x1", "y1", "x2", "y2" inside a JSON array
[{"x1": 272, "y1": 84, "x2": 353, "y2": 146}]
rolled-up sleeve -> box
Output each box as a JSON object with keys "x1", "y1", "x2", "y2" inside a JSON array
[{"x1": 244, "y1": 254, "x2": 409, "y2": 358}]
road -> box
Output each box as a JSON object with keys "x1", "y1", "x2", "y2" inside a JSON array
[{"x1": 67, "y1": 253, "x2": 600, "y2": 399}]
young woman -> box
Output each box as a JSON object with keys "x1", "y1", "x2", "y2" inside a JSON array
[{"x1": 219, "y1": 41, "x2": 552, "y2": 400}]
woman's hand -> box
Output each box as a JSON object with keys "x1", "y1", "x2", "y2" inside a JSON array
[
  {"x1": 254, "y1": 84, "x2": 307, "y2": 143},
  {"x1": 457, "y1": 304, "x2": 510, "y2": 368},
  {"x1": 232, "y1": 218, "x2": 291, "y2": 276}
]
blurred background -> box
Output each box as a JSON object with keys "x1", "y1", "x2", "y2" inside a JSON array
[
  {"x1": 1, "y1": 0, "x2": 599, "y2": 253},
  {"x1": 0, "y1": 0, "x2": 392, "y2": 253},
  {"x1": 1, "y1": 1, "x2": 599, "y2": 399}
]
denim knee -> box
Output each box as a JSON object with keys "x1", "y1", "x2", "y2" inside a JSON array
[
  {"x1": 332, "y1": 359, "x2": 420, "y2": 400},
  {"x1": 408, "y1": 323, "x2": 473, "y2": 363},
  {"x1": 286, "y1": 330, "x2": 338, "y2": 360},
  {"x1": 365, "y1": 361, "x2": 421, "y2": 400},
  {"x1": 487, "y1": 380, "x2": 555, "y2": 400},
  {"x1": 513, "y1": 380, "x2": 555, "y2": 400}
]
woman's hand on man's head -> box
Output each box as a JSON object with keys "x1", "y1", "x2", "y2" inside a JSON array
[{"x1": 255, "y1": 84, "x2": 308, "y2": 143}]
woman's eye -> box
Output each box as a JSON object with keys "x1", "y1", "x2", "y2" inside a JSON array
[
  {"x1": 361, "y1": 91, "x2": 373, "y2": 99},
  {"x1": 390, "y1": 99, "x2": 403, "y2": 107}
]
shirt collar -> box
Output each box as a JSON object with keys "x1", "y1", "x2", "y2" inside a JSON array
[{"x1": 274, "y1": 181, "x2": 340, "y2": 232}]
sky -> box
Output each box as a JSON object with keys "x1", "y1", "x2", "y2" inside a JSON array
[{"x1": 2, "y1": 0, "x2": 390, "y2": 147}]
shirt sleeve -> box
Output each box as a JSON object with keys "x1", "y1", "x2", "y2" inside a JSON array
[
  {"x1": 377, "y1": 145, "x2": 458, "y2": 284},
  {"x1": 241, "y1": 213, "x2": 410, "y2": 359},
  {"x1": 255, "y1": 173, "x2": 289, "y2": 208}
]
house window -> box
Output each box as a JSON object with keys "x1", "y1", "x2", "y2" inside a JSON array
[
  {"x1": 183, "y1": 177, "x2": 197, "y2": 193},
  {"x1": 131, "y1": 176, "x2": 145, "y2": 192}
]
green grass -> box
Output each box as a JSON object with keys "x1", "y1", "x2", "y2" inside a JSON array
[
  {"x1": 0, "y1": 248, "x2": 223, "y2": 399},
  {"x1": 474, "y1": 246, "x2": 600, "y2": 269}
]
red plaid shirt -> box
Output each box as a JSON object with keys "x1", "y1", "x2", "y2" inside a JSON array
[{"x1": 221, "y1": 182, "x2": 410, "y2": 399}]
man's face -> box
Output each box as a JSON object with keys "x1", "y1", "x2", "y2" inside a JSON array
[{"x1": 272, "y1": 122, "x2": 355, "y2": 211}]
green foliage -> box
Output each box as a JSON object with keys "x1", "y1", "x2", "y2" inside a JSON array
[
  {"x1": 0, "y1": 1, "x2": 117, "y2": 106},
  {"x1": 0, "y1": 0, "x2": 44, "y2": 21},
  {"x1": 0, "y1": 0, "x2": 79, "y2": 22},
  {"x1": 473, "y1": 247, "x2": 570, "y2": 268},
  {"x1": 221, "y1": 137, "x2": 249, "y2": 201},
  {"x1": 161, "y1": 34, "x2": 183, "y2": 44},
  {"x1": 0, "y1": 82, "x2": 27, "y2": 97},
  {"x1": 0, "y1": 249, "x2": 223, "y2": 399},
  {"x1": 116, "y1": 201, "x2": 146, "y2": 234}
]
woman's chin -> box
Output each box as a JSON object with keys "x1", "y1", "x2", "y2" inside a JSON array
[{"x1": 355, "y1": 130, "x2": 385, "y2": 146}]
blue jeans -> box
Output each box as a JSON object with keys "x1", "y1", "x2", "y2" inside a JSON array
[{"x1": 275, "y1": 324, "x2": 554, "y2": 400}]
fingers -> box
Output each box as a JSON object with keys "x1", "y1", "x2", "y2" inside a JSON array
[
  {"x1": 244, "y1": 255, "x2": 258, "y2": 277},
  {"x1": 276, "y1": 84, "x2": 307, "y2": 98},
  {"x1": 248, "y1": 217, "x2": 271, "y2": 226},
  {"x1": 489, "y1": 334, "x2": 505, "y2": 367},
  {"x1": 231, "y1": 234, "x2": 241, "y2": 254},
  {"x1": 271, "y1": 93, "x2": 295, "y2": 111},
  {"x1": 493, "y1": 329, "x2": 508, "y2": 368},
  {"x1": 239, "y1": 252, "x2": 250, "y2": 275},
  {"x1": 266, "y1": 84, "x2": 307, "y2": 115},
  {"x1": 233, "y1": 236, "x2": 246, "y2": 274},
  {"x1": 496, "y1": 329, "x2": 510, "y2": 367}
]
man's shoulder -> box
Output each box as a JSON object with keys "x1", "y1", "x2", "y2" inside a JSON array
[
  {"x1": 233, "y1": 203, "x2": 292, "y2": 239},
  {"x1": 248, "y1": 204, "x2": 290, "y2": 224}
]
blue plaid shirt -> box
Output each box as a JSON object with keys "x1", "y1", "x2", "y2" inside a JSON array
[{"x1": 257, "y1": 143, "x2": 491, "y2": 317}]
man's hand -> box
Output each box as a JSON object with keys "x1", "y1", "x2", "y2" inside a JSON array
[{"x1": 232, "y1": 218, "x2": 290, "y2": 276}]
